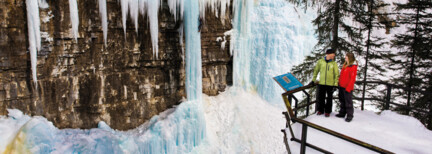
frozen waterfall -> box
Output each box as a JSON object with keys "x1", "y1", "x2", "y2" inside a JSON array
[
  {"x1": 13, "y1": 0, "x2": 320, "y2": 153},
  {"x1": 5, "y1": 1, "x2": 207, "y2": 153},
  {"x1": 231, "y1": 0, "x2": 317, "y2": 105}
]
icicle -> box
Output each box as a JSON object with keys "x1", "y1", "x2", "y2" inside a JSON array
[
  {"x1": 219, "y1": 0, "x2": 230, "y2": 24},
  {"x1": 138, "y1": 0, "x2": 147, "y2": 17},
  {"x1": 69, "y1": 0, "x2": 79, "y2": 41},
  {"x1": 178, "y1": 23, "x2": 184, "y2": 62},
  {"x1": 38, "y1": 0, "x2": 49, "y2": 9},
  {"x1": 118, "y1": 0, "x2": 160, "y2": 58},
  {"x1": 198, "y1": 0, "x2": 231, "y2": 24},
  {"x1": 167, "y1": 0, "x2": 184, "y2": 21},
  {"x1": 139, "y1": 0, "x2": 160, "y2": 59},
  {"x1": 26, "y1": 0, "x2": 41, "y2": 88},
  {"x1": 119, "y1": 0, "x2": 138, "y2": 35},
  {"x1": 120, "y1": 0, "x2": 129, "y2": 36},
  {"x1": 98, "y1": 0, "x2": 108, "y2": 46},
  {"x1": 147, "y1": 0, "x2": 160, "y2": 59},
  {"x1": 129, "y1": 0, "x2": 139, "y2": 33}
]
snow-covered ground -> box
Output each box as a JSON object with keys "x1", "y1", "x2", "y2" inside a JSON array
[
  {"x1": 194, "y1": 88, "x2": 286, "y2": 153},
  {"x1": 288, "y1": 109, "x2": 432, "y2": 154},
  {"x1": 1, "y1": 88, "x2": 431, "y2": 154},
  {"x1": 0, "y1": 88, "x2": 285, "y2": 154}
]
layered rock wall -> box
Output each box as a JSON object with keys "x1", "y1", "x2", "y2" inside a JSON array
[{"x1": 0, "y1": 0, "x2": 232, "y2": 130}]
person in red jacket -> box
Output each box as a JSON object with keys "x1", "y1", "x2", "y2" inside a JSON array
[{"x1": 335, "y1": 53, "x2": 358, "y2": 122}]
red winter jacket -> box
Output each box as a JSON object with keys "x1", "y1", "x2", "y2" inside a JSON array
[{"x1": 339, "y1": 64, "x2": 358, "y2": 92}]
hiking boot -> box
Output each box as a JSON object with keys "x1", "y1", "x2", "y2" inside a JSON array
[
  {"x1": 317, "y1": 111, "x2": 323, "y2": 115},
  {"x1": 345, "y1": 117, "x2": 353, "y2": 122},
  {"x1": 325, "y1": 113, "x2": 330, "y2": 117},
  {"x1": 335, "y1": 114, "x2": 345, "y2": 118}
]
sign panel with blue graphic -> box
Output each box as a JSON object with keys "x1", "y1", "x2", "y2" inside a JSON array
[{"x1": 273, "y1": 73, "x2": 303, "y2": 92}]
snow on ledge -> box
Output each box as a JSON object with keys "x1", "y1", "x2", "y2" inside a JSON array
[{"x1": 287, "y1": 109, "x2": 432, "y2": 154}]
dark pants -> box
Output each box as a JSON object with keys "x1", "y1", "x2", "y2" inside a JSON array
[
  {"x1": 317, "y1": 85, "x2": 334, "y2": 113},
  {"x1": 338, "y1": 87, "x2": 354, "y2": 118}
]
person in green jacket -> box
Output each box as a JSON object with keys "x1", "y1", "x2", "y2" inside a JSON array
[{"x1": 311, "y1": 49, "x2": 340, "y2": 117}]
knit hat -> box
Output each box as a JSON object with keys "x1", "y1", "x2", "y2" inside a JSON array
[{"x1": 325, "y1": 49, "x2": 335, "y2": 54}]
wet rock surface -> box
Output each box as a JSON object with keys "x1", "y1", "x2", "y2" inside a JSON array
[{"x1": 0, "y1": 0, "x2": 232, "y2": 130}]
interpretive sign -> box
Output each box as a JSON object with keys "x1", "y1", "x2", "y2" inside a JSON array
[{"x1": 273, "y1": 73, "x2": 303, "y2": 92}]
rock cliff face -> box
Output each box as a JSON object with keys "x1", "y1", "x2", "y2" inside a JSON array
[{"x1": 0, "y1": 0, "x2": 232, "y2": 130}]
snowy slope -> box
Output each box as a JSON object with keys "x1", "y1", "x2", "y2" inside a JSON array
[{"x1": 194, "y1": 88, "x2": 286, "y2": 153}]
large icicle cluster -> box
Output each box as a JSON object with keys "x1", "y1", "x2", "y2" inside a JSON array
[
  {"x1": 119, "y1": 0, "x2": 140, "y2": 34},
  {"x1": 26, "y1": 0, "x2": 42, "y2": 88},
  {"x1": 120, "y1": 0, "x2": 132, "y2": 35},
  {"x1": 167, "y1": 0, "x2": 231, "y2": 21},
  {"x1": 98, "y1": 0, "x2": 108, "y2": 47},
  {"x1": 69, "y1": 0, "x2": 79, "y2": 41},
  {"x1": 145, "y1": 0, "x2": 160, "y2": 58},
  {"x1": 167, "y1": 0, "x2": 184, "y2": 21},
  {"x1": 119, "y1": 0, "x2": 161, "y2": 58},
  {"x1": 199, "y1": 0, "x2": 231, "y2": 24}
]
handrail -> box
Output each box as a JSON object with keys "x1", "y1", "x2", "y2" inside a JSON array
[
  {"x1": 281, "y1": 82, "x2": 411, "y2": 154},
  {"x1": 281, "y1": 80, "x2": 432, "y2": 153},
  {"x1": 283, "y1": 112, "x2": 394, "y2": 154},
  {"x1": 343, "y1": 97, "x2": 432, "y2": 115},
  {"x1": 287, "y1": 81, "x2": 431, "y2": 118},
  {"x1": 355, "y1": 81, "x2": 431, "y2": 95}
]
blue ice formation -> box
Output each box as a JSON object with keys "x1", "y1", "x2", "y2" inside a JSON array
[
  {"x1": 184, "y1": 0, "x2": 203, "y2": 102},
  {"x1": 4, "y1": 0, "x2": 319, "y2": 153},
  {"x1": 231, "y1": 0, "x2": 317, "y2": 105},
  {"x1": 2, "y1": 102, "x2": 204, "y2": 153},
  {"x1": 3, "y1": 0, "x2": 205, "y2": 154}
]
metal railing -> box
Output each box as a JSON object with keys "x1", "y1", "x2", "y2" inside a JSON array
[
  {"x1": 355, "y1": 81, "x2": 432, "y2": 117},
  {"x1": 281, "y1": 83, "x2": 397, "y2": 154},
  {"x1": 285, "y1": 81, "x2": 432, "y2": 127}
]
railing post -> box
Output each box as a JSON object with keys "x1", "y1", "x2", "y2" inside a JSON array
[
  {"x1": 429, "y1": 98, "x2": 432, "y2": 130},
  {"x1": 288, "y1": 94, "x2": 293, "y2": 108},
  {"x1": 315, "y1": 85, "x2": 319, "y2": 112},
  {"x1": 302, "y1": 90, "x2": 311, "y2": 117},
  {"x1": 361, "y1": 81, "x2": 367, "y2": 111},
  {"x1": 385, "y1": 84, "x2": 392, "y2": 110},
  {"x1": 406, "y1": 86, "x2": 411, "y2": 115},
  {"x1": 282, "y1": 130, "x2": 292, "y2": 154},
  {"x1": 292, "y1": 95, "x2": 299, "y2": 117},
  {"x1": 300, "y1": 124, "x2": 308, "y2": 154}
]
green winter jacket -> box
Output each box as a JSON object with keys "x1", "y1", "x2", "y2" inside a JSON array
[{"x1": 312, "y1": 57, "x2": 340, "y2": 86}]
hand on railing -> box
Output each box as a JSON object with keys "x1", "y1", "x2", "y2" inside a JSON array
[{"x1": 308, "y1": 81, "x2": 319, "y2": 86}]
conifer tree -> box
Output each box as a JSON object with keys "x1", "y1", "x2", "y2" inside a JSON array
[
  {"x1": 290, "y1": 0, "x2": 365, "y2": 79},
  {"x1": 355, "y1": 0, "x2": 393, "y2": 110},
  {"x1": 289, "y1": 0, "x2": 366, "y2": 114},
  {"x1": 390, "y1": 0, "x2": 432, "y2": 129}
]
